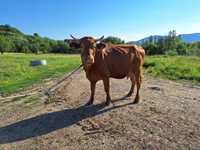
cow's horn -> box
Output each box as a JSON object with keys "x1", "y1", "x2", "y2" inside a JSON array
[
  {"x1": 96, "y1": 36, "x2": 104, "y2": 42},
  {"x1": 70, "y1": 34, "x2": 78, "y2": 40}
]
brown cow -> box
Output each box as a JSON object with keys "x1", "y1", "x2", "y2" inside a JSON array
[{"x1": 65, "y1": 35, "x2": 145, "y2": 105}]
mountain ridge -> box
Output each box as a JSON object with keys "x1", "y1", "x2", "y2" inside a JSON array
[{"x1": 129, "y1": 33, "x2": 200, "y2": 44}]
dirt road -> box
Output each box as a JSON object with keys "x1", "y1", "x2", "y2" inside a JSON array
[{"x1": 0, "y1": 70, "x2": 200, "y2": 150}]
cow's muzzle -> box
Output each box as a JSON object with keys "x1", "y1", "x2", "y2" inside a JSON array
[{"x1": 83, "y1": 58, "x2": 94, "y2": 70}]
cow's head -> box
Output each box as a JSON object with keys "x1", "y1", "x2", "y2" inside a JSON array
[{"x1": 65, "y1": 35, "x2": 104, "y2": 70}]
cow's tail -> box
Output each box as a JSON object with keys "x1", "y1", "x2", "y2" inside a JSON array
[
  {"x1": 138, "y1": 46, "x2": 145, "y2": 65},
  {"x1": 139, "y1": 47, "x2": 145, "y2": 80}
]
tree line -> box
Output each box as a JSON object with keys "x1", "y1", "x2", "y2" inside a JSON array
[
  {"x1": 0, "y1": 25, "x2": 81, "y2": 54},
  {"x1": 0, "y1": 25, "x2": 200, "y2": 56},
  {"x1": 0, "y1": 25, "x2": 125, "y2": 54},
  {"x1": 141, "y1": 30, "x2": 200, "y2": 56}
]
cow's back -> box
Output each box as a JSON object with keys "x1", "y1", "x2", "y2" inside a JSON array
[
  {"x1": 98, "y1": 44, "x2": 143, "y2": 79},
  {"x1": 104, "y1": 47, "x2": 130, "y2": 78}
]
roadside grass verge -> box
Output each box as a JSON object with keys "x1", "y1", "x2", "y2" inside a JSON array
[
  {"x1": 0, "y1": 53, "x2": 81, "y2": 95},
  {"x1": 144, "y1": 56, "x2": 200, "y2": 84}
]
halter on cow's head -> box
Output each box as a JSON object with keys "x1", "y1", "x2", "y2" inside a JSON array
[{"x1": 65, "y1": 35, "x2": 104, "y2": 70}]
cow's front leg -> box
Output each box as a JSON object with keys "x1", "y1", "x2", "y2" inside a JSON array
[
  {"x1": 103, "y1": 78, "x2": 111, "y2": 105},
  {"x1": 86, "y1": 81, "x2": 96, "y2": 105}
]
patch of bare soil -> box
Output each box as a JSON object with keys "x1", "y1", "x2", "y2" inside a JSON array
[{"x1": 0, "y1": 70, "x2": 200, "y2": 150}]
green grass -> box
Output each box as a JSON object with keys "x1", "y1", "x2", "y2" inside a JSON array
[
  {"x1": 0, "y1": 53, "x2": 81, "y2": 95},
  {"x1": 1, "y1": 54, "x2": 200, "y2": 95},
  {"x1": 144, "y1": 55, "x2": 200, "y2": 83}
]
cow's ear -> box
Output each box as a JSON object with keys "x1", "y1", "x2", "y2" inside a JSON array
[
  {"x1": 64, "y1": 39, "x2": 69, "y2": 43},
  {"x1": 97, "y1": 42, "x2": 106, "y2": 49}
]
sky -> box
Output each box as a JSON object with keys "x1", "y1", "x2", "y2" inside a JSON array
[{"x1": 0, "y1": 0, "x2": 200, "y2": 41}]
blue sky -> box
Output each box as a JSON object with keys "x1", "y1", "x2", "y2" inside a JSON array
[{"x1": 0, "y1": 0, "x2": 200, "y2": 41}]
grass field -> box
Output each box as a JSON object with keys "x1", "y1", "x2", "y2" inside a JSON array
[
  {"x1": 144, "y1": 55, "x2": 200, "y2": 83},
  {"x1": 0, "y1": 53, "x2": 81, "y2": 95},
  {"x1": 1, "y1": 54, "x2": 200, "y2": 95}
]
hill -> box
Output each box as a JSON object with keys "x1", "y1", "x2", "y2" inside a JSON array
[
  {"x1": 129, "y1": 33, "x2": 200, "y2": 44},
  {"x1": 0, "y1": 25, "x2": 27, "y2": 42},
  {"x1": 0, "y1": 24, "x2": 78, "y2": 54},
  {"x1": 0, "y1": 24, "x2": 23, "y2": 35},
  {"x1": 179, "y1": 33, "x2": 200, "y2": 43}
]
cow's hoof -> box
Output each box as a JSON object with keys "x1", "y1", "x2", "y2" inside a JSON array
[
  {"x1": 126, "y1": 92, "x2": 133, "y2": 97},
  {"x1": 126, "y1": 94, "x2": 131, "y2": 98},
  {"x1": 85, "y1": 101, "x2": 93, "y2": 106},
  {"x1": 105, "y1": 100, "x2": 111, "y2": 106},
  {"x1": 133, "y1": 99, "x2": 139, "y2": 104}
]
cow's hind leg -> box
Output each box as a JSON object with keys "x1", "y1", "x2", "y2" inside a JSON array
[
  {"x1": 134, "y1": 70, "x2": 141, "y2": 104},
  {"x1": 103, "y1": 78, "x2": 111, "y2": 105},
  {"x1": 86, "y1": 81, "x2": 96, "y2": 105},
  {"x1": 126, "y1": 75, "x2": 135, "y2": 97}
]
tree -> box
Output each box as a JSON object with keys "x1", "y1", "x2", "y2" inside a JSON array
[
  {"x1": 187, "y1": 42, "x2": 200, "y2": 56},
  {"x1": 176, "y1": 42, "x2": 188, "y2": 55},
  {"x1": 28, "y1": 43, "x2": 38, "y2": 54},
  {"x1": 51, "y1": 40, "x2": 71, "y2": 53},
  {"x1": 33, "y1": 33, "x2": 40, "y2": 37},
  {"x1": 0, "y1": 36, "x2": 9, "y2": 54},
  {"x1": 39, "y1": 38, "x2": 50, "y2": 53},
  {"x1": 103, "y1": 36, "x2": 125, "y2": 44},
  {"x1": 156, "y1": 38, "x2": 167, "y2": 54},
  {"x1": 141, "y1": 30, "x2": 189, "y2": 55}
]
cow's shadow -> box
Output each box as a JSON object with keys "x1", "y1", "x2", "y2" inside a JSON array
[{"x1": 0, "y1": 101, "x2": 132, "y2": 144}]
